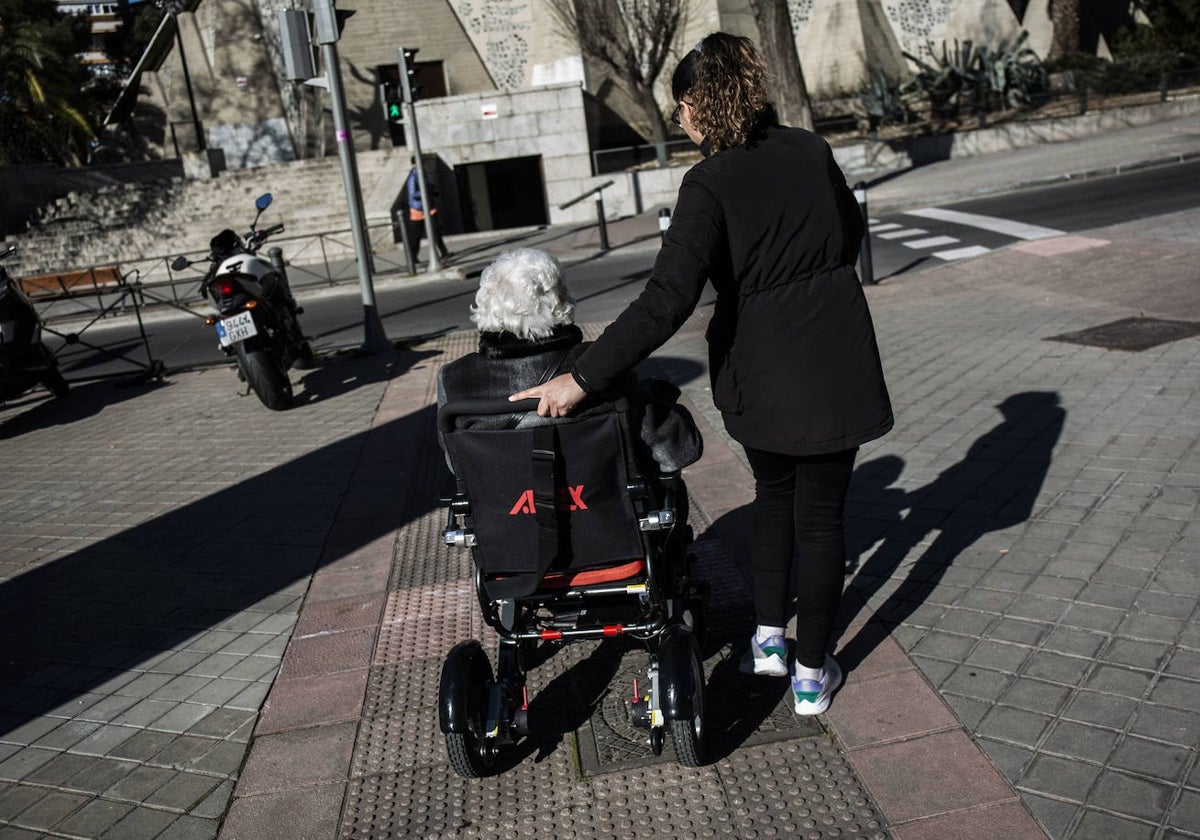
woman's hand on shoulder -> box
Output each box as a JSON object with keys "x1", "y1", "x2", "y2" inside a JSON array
[{"x1": 510, "y1": 372, "x2": 586, "y2": 417}]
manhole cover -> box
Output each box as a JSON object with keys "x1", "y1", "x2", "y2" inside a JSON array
[
  {"x1": 574, "y1": 643, "x2": 823, "y2": 776},
  {"x1": 1048, "y1": 316, "x2": 1200, "y2": 351}
]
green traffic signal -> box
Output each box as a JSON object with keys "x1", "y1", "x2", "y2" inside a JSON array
[{"x1": 387, "y1": 102, "x2": 402, "y2": 120}]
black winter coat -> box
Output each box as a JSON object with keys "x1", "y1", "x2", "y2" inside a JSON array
[
  {"x1": 437, "y1": 325, "x2": 702, "y2": 473},
  {"x1": 572, "y1": 124, "x2": 893, "y2": 456}
]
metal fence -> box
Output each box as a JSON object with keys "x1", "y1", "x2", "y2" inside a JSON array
[{"x1": 29, "y1": 219, "x2": 411, "y2": 326}]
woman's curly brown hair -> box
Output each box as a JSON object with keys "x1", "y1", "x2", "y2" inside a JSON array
[{"x1": 687, "y1": 33, "x2": 768, "y2": 153}]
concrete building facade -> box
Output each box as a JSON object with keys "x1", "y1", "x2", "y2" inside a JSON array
[{"x1": 120, "y1": 0, "x2": 1132, "y2": 228}]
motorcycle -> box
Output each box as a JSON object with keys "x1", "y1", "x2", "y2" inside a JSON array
[
  {"x1": 0, "y1": 245, "x2": 70, "y2": 405},
  {"x1": 173, "y1": 193, "x2": 313, "y2": 410}
]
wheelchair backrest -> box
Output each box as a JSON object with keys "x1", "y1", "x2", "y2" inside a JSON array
[{"x1": 441, "y1": 398, "x2": 647, "y2": 596}]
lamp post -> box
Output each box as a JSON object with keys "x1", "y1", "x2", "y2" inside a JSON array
[{"x1": 157, "y1": 0, "x2": 205, "y2": 152}]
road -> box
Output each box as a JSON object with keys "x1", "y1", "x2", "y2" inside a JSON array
[{"x1": 44, "y1": 158, "x2": 1200, "y2": 383}]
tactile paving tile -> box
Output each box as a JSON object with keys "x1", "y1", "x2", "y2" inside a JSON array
[
  {"x1": 717, "y1": 740, "x2": 890, "y2": 839},
  {"x1": 341, "y1": 346, "x2": 894, "y2": 838}
]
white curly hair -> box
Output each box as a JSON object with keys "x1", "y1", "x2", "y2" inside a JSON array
[{"x1": 470, "y1": 248, "x2": 576, "y2": 339}]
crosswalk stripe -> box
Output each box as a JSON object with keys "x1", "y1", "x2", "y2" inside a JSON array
[
  {"x1": 903, "y1": 235, "x2": 960, "y2": 249},
  {"x1": 933, "y1": 245, "x2": 992, "y2": 260},
  {"x1": 904, "y1": 207, "x2": 1065, "y2": 240},
  {"x1": 878, "y1": 228, "x2": 928, "y2": 240},
  {"x1": 870, "y1": 222, "x2": 902, "y2": 232}
]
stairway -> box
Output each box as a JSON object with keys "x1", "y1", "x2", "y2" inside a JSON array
[{"x1": 9, "y1": 148, "x2": 407, "y2": 278}]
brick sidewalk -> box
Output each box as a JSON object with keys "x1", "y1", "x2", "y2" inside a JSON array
[{"x1": 2, "y1": 208, "x2": 1199, "y2": 839}]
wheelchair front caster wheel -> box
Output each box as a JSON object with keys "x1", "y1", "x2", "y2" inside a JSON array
[
  {"x1": 649, "y1": 726, "x2": 665, "y2": 756},
  {"x1": 445, "y1": 731, "x2": 495, "y2": 778}
]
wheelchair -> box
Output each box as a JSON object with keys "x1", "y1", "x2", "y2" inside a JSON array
[{"x1": 437, "y1": 395, "x2": 708, "y2": 777}]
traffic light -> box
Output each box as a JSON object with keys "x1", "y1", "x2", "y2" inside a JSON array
[
  {"x1": 399, "y1": 47, "x2": 422, "y2": 103},
  {"x1": 312, "y1": 0, "x2": 355, "y2": 45},
  {"x1": 383, "y1": 82, "x2": 404, "y2": 124}
]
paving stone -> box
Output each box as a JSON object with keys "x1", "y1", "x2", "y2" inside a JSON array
[
  {"x1": 1169, "y1": 790, "x2": 1200, "y2": 834},
  {"x1": 1041, "y1": 627, "x2": 1108, "y2": 659},
  {"x1": 941, "y1": 665, "x2": 1013, "y2": 701},
  {"x1": 1023, "y1": 651, "x2": 1094, "y2": 686},
  {"x1": 1021, "y1": 793, "x2": 1079, "y2": 839},
  {"x1": 8, "y1": 790, "x2": 89, "y2": 831},
  {"x1": 976, "y1": 706, "x2": 1053, "y2": 748},
  {"x1": 98, "y1": 805, "x2": 178, "y2": 839},
  {"x1": 149, "y1": 735, "x2": 221, "y2": 770},
  {"x1": 1118, "y1": 612, "x2": 1186, "y2": 643},
  {"x1": 107, "y1": 729, "x2": 177, "y2": 762},
  {"x1": 1083, "y1": 665, "x2": 1153, "y2": 699},
  {"x1": 976, "y1": 737, "x2": 1035, "y2": 782},
  {"x1": 1019, "y1": 754, "x2": 1101, "y2": 803},
  {"x1": 1071, "y1": 808, "x2": 1156, "y2": 840},
  {"x1": 966, "y1": 639, "x2": 1033, "y2": 673},
  {"x1": 1040, "y1": 720, "x2": 1119, "y2": 764},
  {"x1": 191, "y1": 779, "x2": 234, "y2": 819},
  {"x1": 1087, "y1": 770, "x2": 1177, "y2": 823},
  {"x1": 144, "y1": 770, "x2": 222, "y2": 811},
  {"x1": 105, "y1": 763, "x2": 177, "y2": 802},
  {"x1": 1109, "y1": 735, "x2": 1191, "y2": 782},
  {"x1": 999, "y1": 678, "x2": 1072, "y2": 715},
  {"x1": 0, "y1": 784, "x2": 44, "y2": 821},
  {"x1": 0, "y1": 748, "x2": 58, "y2": 782},
  {"x1": 1101, "y1": 638, "x2": 1172, "y2": 671},
  {"x1": 1130, "y1": 702, "x2": 1200, "y2": 745},
  {"x1": 155, "y1": 814, "x2": 220, "y2": 840},
  {"x1": 54, "y1": 798, "x2": 135, "y2": 837},
  {"x1": 0, "y1": 716, "x2": 65, "y2": 747}
]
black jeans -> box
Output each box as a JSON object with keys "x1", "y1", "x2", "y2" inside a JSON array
[
  {"x1": 405, "y1": 213, "x2": 450, "y2": 264},
  {"x1": 744, "y1": 445, "x2": 857, "y2": 668}
]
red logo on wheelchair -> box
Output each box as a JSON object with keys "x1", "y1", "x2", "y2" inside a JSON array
[{"x1": 508, "y1": 485, "x2": 587, "y2": 515}]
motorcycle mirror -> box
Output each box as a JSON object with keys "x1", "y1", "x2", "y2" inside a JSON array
[
  {"x1": 255, "y1": 194, "x2": 273, "y2": 211},
  {"x1": 171, "y1": 256, "x2": 190, "y2": 271}
]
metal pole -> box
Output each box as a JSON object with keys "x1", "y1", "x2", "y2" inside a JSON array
[
  {"x1": 853, "y1": 181, "x2": 874, "y2": 286},
  {"x1": 320, "y1": 39, "x2": 389, "y2": 351},
  {"x1": 165, "y1": 5, "x2": 205, "y2": 152},
  {"x1": 595, "y1": 196, "x2": 610, "y2": 252},
  {"x1": 402, "y1": 95, "x2": 441, "y2": 273}
]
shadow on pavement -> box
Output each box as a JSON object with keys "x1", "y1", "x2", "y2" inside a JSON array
[
  {"x1": 838, "y1": 391, "x2": 1066, "y2": 669},
  {"x1": 0, "y1": 378, "x2": 163, "y2": 441},
  {"x1": 0, "y1": 350, "x2": 443, "y2": 736}
]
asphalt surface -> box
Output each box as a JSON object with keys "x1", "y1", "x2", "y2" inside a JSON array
[{"x1": 1, "y1": 108, "x2": 1200, "y2": 840}]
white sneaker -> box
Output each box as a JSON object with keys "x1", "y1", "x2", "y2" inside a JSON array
[
  {"x1": 738, "y1": 633, "x2": 789, "y2": 677},
  {"x1": 792, "y1": 655, "x2": 842, "y2": 715}
]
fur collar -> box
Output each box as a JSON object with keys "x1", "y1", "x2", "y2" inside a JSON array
[{"x1": 477, "y1": 324, "x2": 582, "y2": 359}]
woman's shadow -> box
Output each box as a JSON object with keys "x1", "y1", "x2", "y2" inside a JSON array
[{"x1": 837, "y1": 391, "x2": 1066, "y2": 668}]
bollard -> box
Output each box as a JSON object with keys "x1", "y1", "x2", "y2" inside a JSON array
[
  {"x1": 853, "y1": 181, "x2": 875, "y2": 286},
  {"x1": 658, "y1": 208, "x2": 671, "y2": 245},
  {"x1": 595, "y1": 196, "x2": 610, "y2": 252}
]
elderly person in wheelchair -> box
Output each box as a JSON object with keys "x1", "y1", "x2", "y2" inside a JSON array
[
  {"x1": 434, "y1": 248, "x2": 709, "y2": 777},
  {"x1": 437, "y1": 247, "x2": 701, "y2": 476}
]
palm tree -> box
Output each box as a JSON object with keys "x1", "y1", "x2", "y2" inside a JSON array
[{"x1": 0, "y1": 2, "x2": 96, "y2": 166}]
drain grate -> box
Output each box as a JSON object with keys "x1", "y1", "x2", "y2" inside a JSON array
[
  {"x1": 575, "y1": 643, "x2": 823, "y2": 776},
  {"x1": 1048, "y1": 316, "x2": 1200, "y2": 351}
]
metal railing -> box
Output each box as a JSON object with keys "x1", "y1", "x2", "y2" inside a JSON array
[
  {"x1": 592, "y1": 139, "x2": 695, "y2": 175},
  {"x1": 29, "y1": 219, "x2": 410, "y2": 326}
]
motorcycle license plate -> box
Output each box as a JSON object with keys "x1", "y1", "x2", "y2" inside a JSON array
[{"x1": 215, "y1": 311, "x2": 257, "y2": 347}]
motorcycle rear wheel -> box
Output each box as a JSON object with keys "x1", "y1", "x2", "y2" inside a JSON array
[{"x1": 235, "y1": 345, "x2": 293, "y2": 410}]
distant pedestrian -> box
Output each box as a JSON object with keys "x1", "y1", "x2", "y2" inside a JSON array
[
  {"x1": 511, "y1": 33, "x2": 893, "y2": 716},
  {"x1": 405, "y1": 156, "x2": 452, "y2": 265}
]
